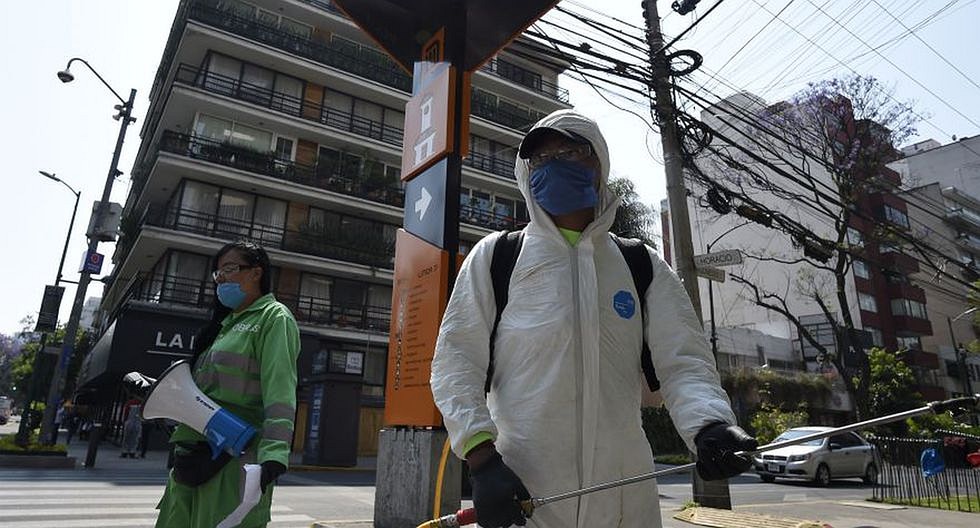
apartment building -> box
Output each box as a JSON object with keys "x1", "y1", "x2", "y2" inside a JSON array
[
  {"x1": 74, "y1": 0, "x2": 570, "y2": 463},
  {"x1": 667, "y1": 92, "x2": 943, "y2": 406},
  {"x1": 894, "y1": 137, "x2": 980, "y2": 398}
]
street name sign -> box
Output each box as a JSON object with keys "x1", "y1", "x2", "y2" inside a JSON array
[
  {"x1": 693, "y1": 249, "x2": 743, "y2": 268},
  {"x1": 695, "y1": 266, "x2": 726, "y2": 283}
]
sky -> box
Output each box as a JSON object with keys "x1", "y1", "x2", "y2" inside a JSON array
[{"x1": 1, "y1": 0, "x2": 978, "y2": 334}]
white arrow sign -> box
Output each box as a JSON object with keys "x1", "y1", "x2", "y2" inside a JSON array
[
  {"x1": 693, "y1": 249, "x2": 743, "y2": 268},
  {"x1": 415, "y1": 187, "x2": 432, "y2": 221}
]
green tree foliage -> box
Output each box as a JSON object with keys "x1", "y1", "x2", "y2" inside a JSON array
[
  {"x1": 608, "y1": 177, "x2": 658, "y2": 248},
  {"x1": 864, "y1": 347, "x2": 922, "y2": 435},
  {"x1": 10, "y1": 326, "x2": 92, "y2": 409},
  {"x1": 749, "y1": 403, "x2": 810, "y2": 445}
]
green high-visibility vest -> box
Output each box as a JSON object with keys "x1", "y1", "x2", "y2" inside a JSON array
[{"x1": 170, "y1": 293, "x2": 300, "y2": 466}]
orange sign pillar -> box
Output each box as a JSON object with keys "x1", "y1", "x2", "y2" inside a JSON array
[{"x1": 376, "y1": 24, "x2": 472, "y2": 527}]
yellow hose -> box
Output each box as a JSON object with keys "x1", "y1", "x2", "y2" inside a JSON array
[{"x1": 432, "y1": 435, "x2": 452, "y2": 518}]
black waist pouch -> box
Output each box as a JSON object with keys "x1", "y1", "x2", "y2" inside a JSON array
[{"x1": 172, "y1": 442, "x2": 233, "y2": 487}]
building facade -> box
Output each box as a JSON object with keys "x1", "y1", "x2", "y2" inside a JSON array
[
  {"x1": 75, "y1": 0, "x2": 569, "y2": 462},
  {"x1": 667, "y1": 92, "x2": 943, "y2": 405},
  {"x1": 894, "y1": 135, "x2": 980, "y2": 399}
]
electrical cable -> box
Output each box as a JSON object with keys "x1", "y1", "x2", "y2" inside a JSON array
[{"x1": 869, "y1": 0, "x2": 980, "y2": 94}]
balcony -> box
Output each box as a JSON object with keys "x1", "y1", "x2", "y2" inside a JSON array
[
  {"x1": 158, "y1": 130, "x2": 405, "y2": 208},
  {"x1": 471, "y1": 90, "x2": 546, "y2": 131},
  {"x1": 173, "y1": 64, "x2": 404, "y2": 146},
  {"x1": 464, "y1": 150, "x2": 515, "y2": 180},
  {"x1": 879, "y1": 250, "x2": 920, "y2": 274},
  {"x1": 105, "y1": 272, "x2": 214, "y2": 327},
  {"x1": 172, "y1": 64, "x2": 517, "y2": 179},
  {"x1": 479, "y1": 57, "x2": 569, "y2": 104},
  {"x1": 946, "y1": 208, "x2": 980, "y2": 232},
  {"x1": 460, "y1": 204, "x2": 526, "y2": 231},
  {"x1": 891, "y1": 315, "x2": 933, "y2": 337},
  {"x1": 188, "y1": 0, "x2": 413, "y2": 92},
  {"x1": 279, "y1": 293, "x2": 390, "y2": 333},
  {"x1": 143, "y1": 205, "x2": 396, "y2": 269},
  {"x1": 886, "y1": 282, "x2": 926, "y2": 303},
  {"x1": 904, "y1": 349, "x2": 940, "y2": 369}
]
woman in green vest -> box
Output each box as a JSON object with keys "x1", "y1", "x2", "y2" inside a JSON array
[{"x1": 155, "y1": 241, "x2": 300, "y2": 527}]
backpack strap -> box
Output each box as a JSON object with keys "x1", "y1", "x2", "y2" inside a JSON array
[
  {"x1": 487, "y1": 229, "x2": 524, "y2": 393},
  {"x1": 610, "y1": 234, "x2": 660, "y2": 392}
]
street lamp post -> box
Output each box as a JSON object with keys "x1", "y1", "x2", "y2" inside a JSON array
[
  {"x1": 15, "y1": 172, "x2": 81, "y2": 445},
  {"x1": 38, "y1": 58, "x2": 136, "y2": 444},
  {"x1": 705, "y1": 221, "x2": 753, "y2": 360}
]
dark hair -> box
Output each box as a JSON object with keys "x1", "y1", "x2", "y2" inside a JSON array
[{"x1": 193, "y1": 241, "x2": 272, "y2": 360}]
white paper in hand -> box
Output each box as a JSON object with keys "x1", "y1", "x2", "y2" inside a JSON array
[{"x1": 216, "y1": 463, "x2": 263, "y2": 528}]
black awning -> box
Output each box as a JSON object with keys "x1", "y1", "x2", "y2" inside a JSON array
[{"x1": 74, "y1": 306, "x2": 205, "y2": 403}]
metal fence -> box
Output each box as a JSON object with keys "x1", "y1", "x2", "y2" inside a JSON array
[{"x1": 867, "y1": 434, "x2": 980, "y2": 512}]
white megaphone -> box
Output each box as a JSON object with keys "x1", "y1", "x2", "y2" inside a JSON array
[{"x1": 141, "y1": 360, "x2": 256, "y2": 459}]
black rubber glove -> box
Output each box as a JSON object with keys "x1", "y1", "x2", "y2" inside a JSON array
[
  {"x1": 469, "y1": 450, "x2": 531, "y2": 528},
  {"x1": 122, "y1": 372, "x2": 156, "y2": 399},
  {"x1": 260, "y1": 461, "x2": 287, "y2": 493},
  {"x1": 695, "y1": 422, "x2": 758, "y2": 481}
]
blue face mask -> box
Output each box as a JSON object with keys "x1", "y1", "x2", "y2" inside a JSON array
[
  {"x1": 216, "y1": 282, "x2": 247, "y2": 310},
  {"x1": 529, "y1": 159, "x2": 598, "y2": 216}
]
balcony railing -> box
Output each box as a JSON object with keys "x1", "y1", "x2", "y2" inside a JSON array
[
  {"x1": 143, "y1": 205, "x2": 395, "y2": 269},
  {"x1": 470, "y1": 94, "x2": 546, "y2": 131},
  {"x1": 465, "y1": 150, "x2": 515, "y2": 180},
  {"x1": 189, "y1": 0, "x2": 412, "y2": 92},
  {"x1": 173, "y1": 64, "x2": 404, "y2": 147},
  {"x1": 460, "y1": 204, "x2": 526, "y2": 231},
  {"x1": 480, "y1": 57, "x2": 569, "y2": 103},
  {"x1": 131, "y1": 273, "x2": 215, "y2": 309},
  {"x1": 159, "y1": 130, "x2": 405, "y2": 208},
  {"x1": 279, "y1": 293, "x2": 390, "y2": 332}
]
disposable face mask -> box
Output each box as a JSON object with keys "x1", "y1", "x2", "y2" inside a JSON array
[
  {"x1": 216, "y1": 282, "x2": 247, "y2": 309},
  {"x1": 529, "y1": 159, "x2": 598, "y2": 216}
]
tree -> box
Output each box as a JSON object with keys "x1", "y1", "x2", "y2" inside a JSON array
[
  {"x1": 608, "y1": 177, "x2": 658, "y2": 248},
  {"x1": 10, "y1": 325, "x2": 92, "y2": 410},
  {"x1": 866, "y1": 347, "x2": 922, "y2": 435},
  {"x1": 688, "y1": 75, "x2": 921, "y2": 421}
]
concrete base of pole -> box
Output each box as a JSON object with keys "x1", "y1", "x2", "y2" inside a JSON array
[
  {"x1": 692, "y1": 463, "x2": 732, "y2": 509},
  {"x1": 374, "y1": 428, "x2": 461, "y2": 528}
]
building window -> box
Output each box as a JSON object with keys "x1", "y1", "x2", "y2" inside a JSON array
[
  {"x1": 891, "y1": 298, "x2": 928, "y2": 319},
  {"x1": 879, "y1": 243, "x2": 899, "y2": 253},
  {"x1": 866, "y1": 327, "x2": 884, "y2": 347},
  {"x1": 847, "y1": 227, "x2": 864, "y2": 247},
  {"x1": 858, "y1": 292, "x2": 878, "y2": 313},
  {"x1": 883, "y1": 205, "x2": 910, "y2": 229},
  {"x1": 883, "y1": 271, "x2": 909, "y2": 284},
  {"x1": 897, "y1": 336, "x2": 922, "y2": 350},
  {"x1": 853, "y1": 260, "x2": 870, "y2": 279}
]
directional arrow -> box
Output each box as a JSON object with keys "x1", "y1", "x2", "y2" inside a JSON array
[{"x1": 415, "y1": 187, "x2": 432, "y2": 220}]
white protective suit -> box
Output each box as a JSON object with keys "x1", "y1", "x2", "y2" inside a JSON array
[{"x1": 430, "y1": 110, "x2": 737, "y2": 528}]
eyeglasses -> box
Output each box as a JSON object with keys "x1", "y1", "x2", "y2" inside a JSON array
[
  {"x1": 527, "y1": 144, "x2": 593, "y2": 170},
  {"x1": 212, "y1": 263, "x2": 253, "y2": 281}
]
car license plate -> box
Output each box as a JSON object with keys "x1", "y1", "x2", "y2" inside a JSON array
[{"x1": 766, "y1": 463, "x2": 780, "y2": 473}]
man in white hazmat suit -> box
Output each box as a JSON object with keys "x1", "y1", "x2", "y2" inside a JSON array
[{"x1": 431, "y1": 109, "x2": 756, "y2": 527}]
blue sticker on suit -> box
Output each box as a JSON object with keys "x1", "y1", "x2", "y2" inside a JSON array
[{"x1": 613, "y1": 290, "x2": 635, "y2": 319}]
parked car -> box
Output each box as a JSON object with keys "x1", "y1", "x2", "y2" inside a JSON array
[{"x1": 753, "y1": 426, "x2": 878, "y2": 486}]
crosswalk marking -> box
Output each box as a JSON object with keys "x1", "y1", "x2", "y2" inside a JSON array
[
  {"x1": 0, "y1": 505, "x2": 295, "y2": 518},
  {"x1": 0, "y1": 514, "x2": 316, "y2": 528}
]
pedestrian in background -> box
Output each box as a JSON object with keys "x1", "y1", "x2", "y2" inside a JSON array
[{"x1": 121, "y1": 399, "x2": 142, "y2": 458}]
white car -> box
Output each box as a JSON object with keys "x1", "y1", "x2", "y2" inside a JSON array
[{"x1": 753, "y1": 426, "x2": 879, "y2": 486}]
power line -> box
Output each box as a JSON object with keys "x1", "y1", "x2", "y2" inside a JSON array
[
  {"x1": 802, "y1": 0, "x2": 980, "y2": 130},
  {"x1": 869, "y1": 0, "x2": 980, "y2": 94}
]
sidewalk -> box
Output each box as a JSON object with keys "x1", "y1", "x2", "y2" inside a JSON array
[{"x1": 661, "y1": 500, "x2": 979, "y2": 528}]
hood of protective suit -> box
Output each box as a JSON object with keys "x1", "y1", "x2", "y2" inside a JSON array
[{"x1": 515, "y1": 110, "x2": 621, "y2": 237}]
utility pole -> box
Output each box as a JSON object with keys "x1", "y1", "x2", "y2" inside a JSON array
[
  {"x1": 643, "y1": 0, "x2": 733, "y2": 509},
  {"x1": 39, "y1": 88, "x2": 136, "y2": 443}
]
